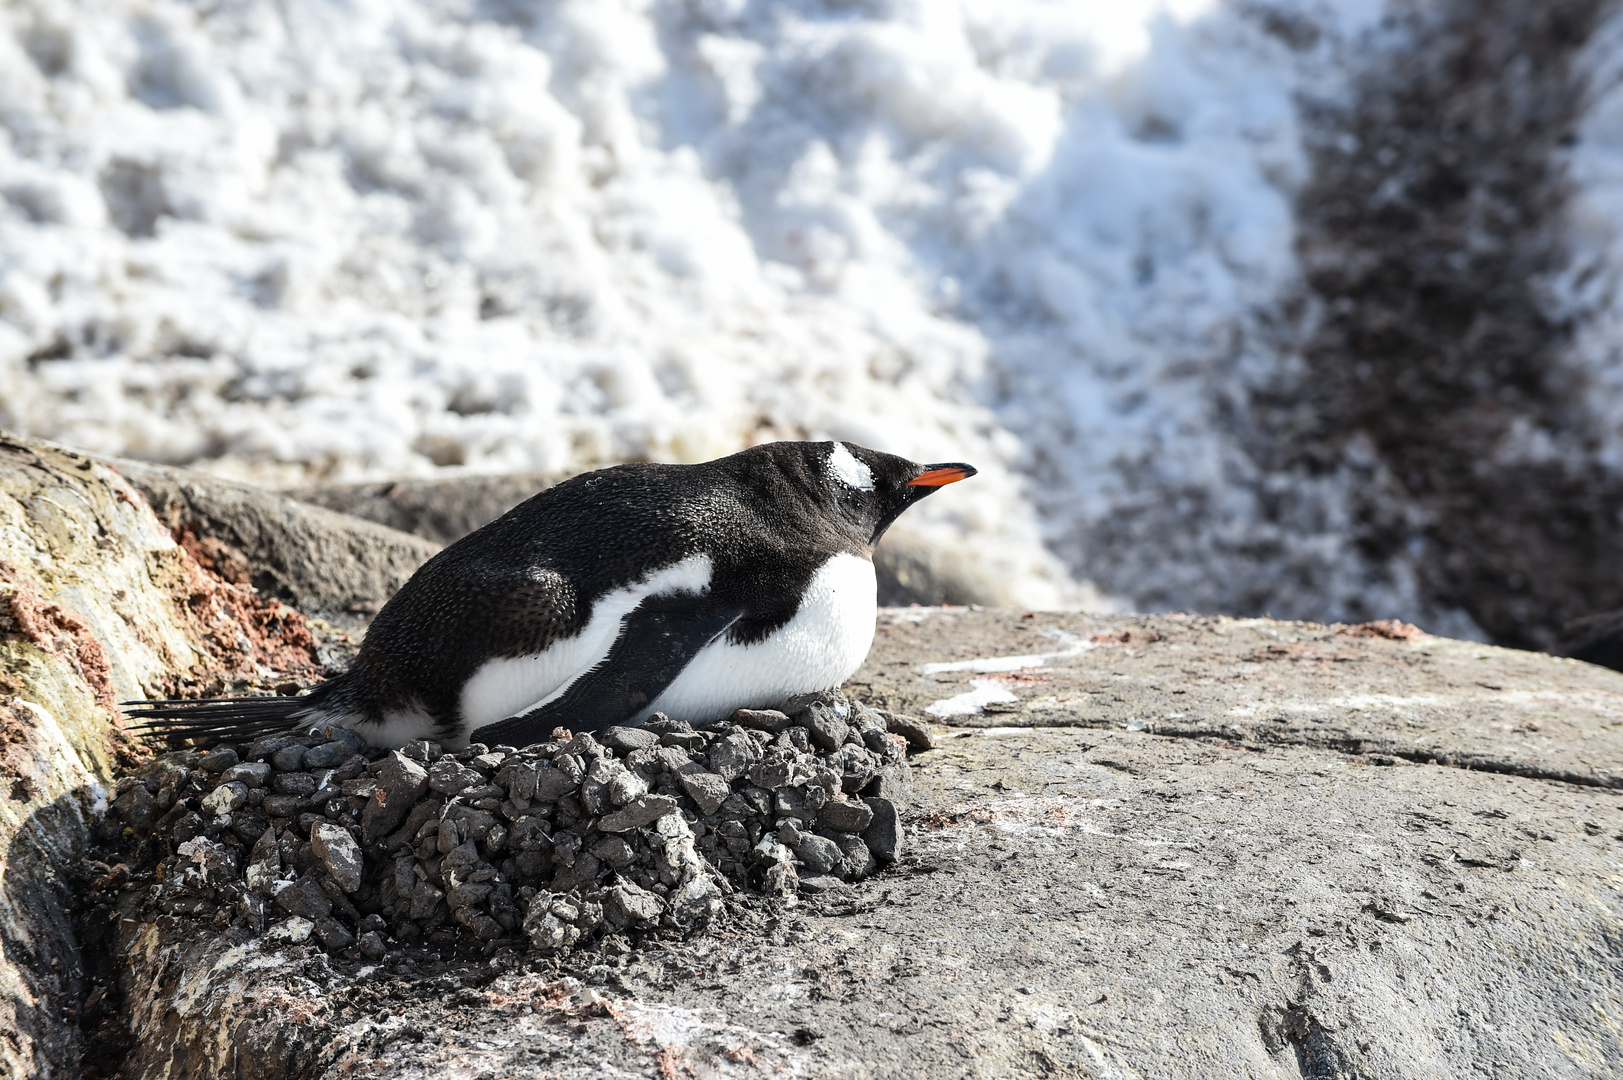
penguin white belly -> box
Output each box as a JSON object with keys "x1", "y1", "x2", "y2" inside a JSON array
[
  {"x1": 457, "y1": 555, "x2": 714, "y2": 730},
  {"x1": 643, "y1": 552, "x2": 877, "y2": 724}
]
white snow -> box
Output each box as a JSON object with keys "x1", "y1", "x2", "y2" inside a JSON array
[
  {"x1": 0, "y1": 0, "x2": 1395, "y2": 614},
  {"x1": 1556, "y1": 11, "x2": 1623, "y2": 475},
  {"x1": 925, "y1": 677, "x2": 1018, "y2": 718}
]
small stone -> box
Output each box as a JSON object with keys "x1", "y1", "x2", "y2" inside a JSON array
[
  {"x1": 836, "y1": 744, "x2": 881, "y2": 793},
  {"x1": 783, "y1": 830, "x2": 840, "y2": 874},
  {"x1": 598, "y1": 794, "x2": 679, "y2": 833},
  {"x1": 266, "y1": 916, "x2": 314, "y2": 943},
  {"x1": 818, "y1": 797, "x2": 875, "y2": 833},
  {"x1": 198, "y1": 747, "x2": 239, "y2": 773},
  {"x1": 112, "y1": 783, "x2": 160, "y2": 832},
  {"x1": 590, "y1": 836, "x2": 636, "y2": 868},
  {"x1": 866, "y1": 760, "x2": 914, "y2": 807},
  {"x1": 732, "y1": 708, "x2": 793, "y2": 734},
  {"x1": 248, "y1": 735, "x2": 298, "y2": 761},
  {"x1": 408, "y1": 878, "x2": 445, "y2": 922},
  {"x1": 357, "y1": 930, "x2": 387, "y2": 960},
  {"x1": 551, "y1": 852, "x2": 602, "y2": 893},
  {"x1": 272, "y1": 772, "x2": 318, "y2": 796},
  {"x1": 302, "y1": 741, "x2": 350, "y2": 768},
  {"x1": 607, "y1": 769, "x2": 649, "y2": 806},
  {"x1": 605, "y1": 881, "x2": 665, "y2": 929},
  {"x1": 748, "y1": 758, "x2": 807, "y2": 791},
  {"x1": 314, "y1": 916, "x2": 355, "y2": 952},
  {"x1": 310, "y1": 822, "x2": 363, "y2": 892},
  {"x1": 660, "y1": 730, "x2": 706, "y2": 751},
  {"x1": 470, "y1": 752, "x2": 506, "y2": 772},
  {"x1": 401, "y1": 739, "x2": 441, "y2": 764},
  {"x1": 640, "y1": 714, "x2": 689, "y2": 736},
  {"x1": 428, "y1": 758, "x2": 480, "y2": 796},
  {"x1": 201, "y1": 781, "x2": 248, "y2": 816},
  {"x1": 532, "y1": 764, "x2": 578, "y2": 802},
  {"x1": 249, "y1": 825, "x2": 280, "y2": 865},
  {"x1": 270, "y1": 744, "x2": 307, "y2": 771},
  {"x1": 826, "y1": 830, "x2": 876, "y2": 879},
  {"x1": 774, "y1": 785, "x2": 819, "y2": 822},
  {"x1": 797, "y1": 874, "x2": 852, "y2": 895},
  {"x1": 358, "y1": 913, "x2": 387, "y2": 934},
  {"x1": 600, "y1": 726, "x2": 659, "y2": 753},
  {"x1": 677, "y1": 770, "x2": 731, "y2": 816},
  {"x1": 274, "y1": 875, "x2": 333, "y2": 921},
  {"x1": 224, "y1": 762, "x2": 272, "y2": 788},
  {"x1": 361, "y1": 752, "x2": 431, "y2": 845},
  {"x1": 318, "y1": 726, "x2": 368, "y2": 754},
  {"x1": 447, "y1": 881, "x2": 494, "y2": 909},
  {"x1": 763, "y1": 861, "x2": 797, "y2": 894},
  {"x1": 883, "y1": 712, "x2": 935, "y2": 751},
  {"x1": 862, "y1": 796, "x2": 903, "y2": 864},
  {"x1": 796, "y1": 702, "x2": 848, "y2": 752},
  {"x1": 465, "y1": 912, "x2": 503, "y2": 940},
  {"x1": 706, "y1": 732, "x2": 761, "y2": 782},
  {"x1": 262, "y1": 794, "x2": 304, "y2": 818},
  {"x1": 652, "y1": 746, "x2": 695, "y2": 774}
]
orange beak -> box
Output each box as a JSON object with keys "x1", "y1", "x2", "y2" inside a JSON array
[{"x1": 906, "y1": 463, "x2": 977, "y2": 487}]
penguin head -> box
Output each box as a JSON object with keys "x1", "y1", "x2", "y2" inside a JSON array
[{"x1": 816, "y1": 441, "x2": 977, "y2": 547}]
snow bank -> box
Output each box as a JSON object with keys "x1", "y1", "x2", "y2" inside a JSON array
[{"x1": 0, "y1": 0, "x2": 1390, "y2": 613}]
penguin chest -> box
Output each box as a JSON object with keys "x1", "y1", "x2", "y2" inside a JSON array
[{"x1": 645, "y1": 552, "x2": 877, "y2": 723}]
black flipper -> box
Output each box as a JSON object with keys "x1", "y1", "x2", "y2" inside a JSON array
[
  {"x1": 124, "y1": 686, "x2": 329, "y2": 746},
  {"x1": 469, "y1": 593, "x2": 743, "y2": 747}
]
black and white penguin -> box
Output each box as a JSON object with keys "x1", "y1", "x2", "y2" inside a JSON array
[{"x1": 129, "y1": 441, "x2": 974, "y2": 750}]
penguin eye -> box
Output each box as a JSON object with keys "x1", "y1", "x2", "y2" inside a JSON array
[{"x1": 827, "y1": 443, "x2": 874, "y2": 492}]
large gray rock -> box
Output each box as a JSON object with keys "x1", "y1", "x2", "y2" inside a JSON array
[
  {"x1": 99, "y1": 610, "x2": 1623, "y2": 1080},
  {"x1": 117, "y1": 458, "x2": 439, "y2": 627}
]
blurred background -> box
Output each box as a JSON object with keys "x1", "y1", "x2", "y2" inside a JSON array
[{"x1": 4, "y1": 0, "x2": 1623, "y2": 650}]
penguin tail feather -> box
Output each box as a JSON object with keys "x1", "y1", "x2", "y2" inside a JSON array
[{"x1": 123, "y1": 691, "x2": 327, "y2": 746}]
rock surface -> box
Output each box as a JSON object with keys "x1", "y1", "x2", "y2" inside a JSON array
[
  {"x1": 2, "y1": 431, "x2": 1622, "y2": 1078},
  {"x1": 0, "y1": 432, "x2": 341, "y2": 1077},
  {"x1": 120, "y1": 459, "x2": 440, "y2": 627}
]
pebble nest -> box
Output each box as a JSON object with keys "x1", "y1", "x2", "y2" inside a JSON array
[{"x1": 105, "y1": 692, "x2": 928, "y2": 958}]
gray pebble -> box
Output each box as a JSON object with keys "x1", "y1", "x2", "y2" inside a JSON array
[
  {"x1": 882, "y1": 711, "x2": 935, "y2": 751},
  {"x1": 272, "y1": 771, "x2": 317, "y2": 796},
  {"x1": 201, "y1": 782, "x2": 248, "y2": 816},
  {"x1": 796, "y1": 702, "x2": 849, "y2": 752},
  {"x1": 302, "y1": 741, "x2": 350, "y2": 768},
  {"x1": 361, "y1": 752, "x2": 430, "y2": 844},
  {"x1": 731, "y1": 708, "x2": 793, "y2": 734},
  {"x1": 310, "y1": 822, "x2": 363, "y2": 893},
  {"x1": 314, "y1": 916, "x2": 355, "y2": 953},
  {"x1": 533, "y1": 763, "x2": 577, "y2": 801},
  {"x1": 274, "y1": 876, "x2": 333, "y2": 921},
  {"x1": 600, "y1": 726, "x2": 660, "y2": 753},
  {"x1": 224, "y1": 762, "x2": 271, "y2": 788},
  {"x1": 357, "y1": 930, "x2": 387, "y2": 960},
  {"x1": 270, "y1": 744, "x2": 307, "y2": 771},
  {"x1": 198, "y1": 747, "x2": 239, "y2": 773},
  {"x1": 247, "y1": 735, "x2": 298, "y2": 761},
  {"x1": 797, "y1": 874, "x2": 852, "y2": 896},
  {"x1": 862, "y1": 796, "x2": 903, "y2": 864},
  {"x1": 598, "y1": 794, "x2": 679, "y2": 833},
  {"x1": 818, "y1": 797, "x2": 874, "y2": 833},
  {"x1": 677, "y1": 770, "x2": 731, "y2": 816}
]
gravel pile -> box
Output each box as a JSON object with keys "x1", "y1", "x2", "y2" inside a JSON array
[{"x1": 106, "y1": 692, "x2": 926, "y2": 957}]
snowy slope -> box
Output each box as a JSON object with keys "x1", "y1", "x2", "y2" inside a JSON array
[{"x1": 0, "y1": 0, "x2": 1392, "y2": 612}]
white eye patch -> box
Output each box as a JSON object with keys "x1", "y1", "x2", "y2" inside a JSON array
[{"x1": 828, "y1": 442, "x2": 874, "y2": 491}]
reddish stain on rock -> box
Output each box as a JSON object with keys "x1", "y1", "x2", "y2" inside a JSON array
[{"x1": 1, "y1": 558, "x2": 119, "y2": 718}]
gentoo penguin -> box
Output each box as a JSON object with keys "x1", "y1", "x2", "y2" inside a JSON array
[{"x1": 129, "y1": 441, "x2": 974, "y2": 750}]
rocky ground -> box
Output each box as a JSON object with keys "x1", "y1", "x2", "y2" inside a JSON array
[{"x1": 2, "y1": 431, "x2": 1622, "y2": 1079}]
